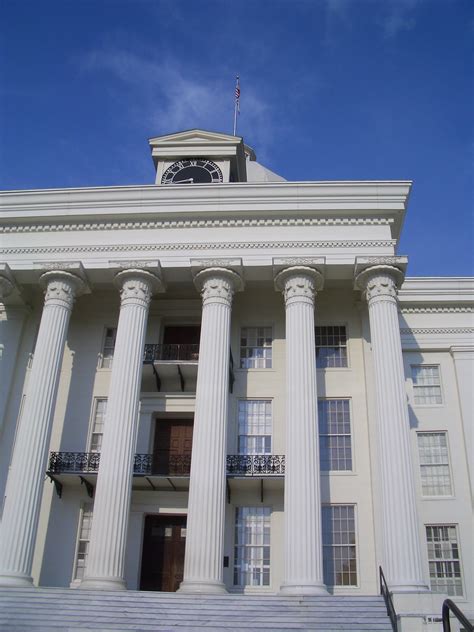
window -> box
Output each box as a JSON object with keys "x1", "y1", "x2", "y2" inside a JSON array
[
  {"x1": 417, "y1": 433, "x2": 452, "y2": 496},
  {"x1": 238, "y1": 400, "x2": 272, "y2": 455},
  {"x1": 322, "y1": 505, "x2": 357, "y2": 586},
  {"x1": 100, "y1": 327, "x2": 117, "y2": 368},
  {"x1": 426, "y1": 526, "x2": 463, "y2": 596},
  {"x1": 73, "y1": 504, "x2": 93, "y2": 581},
  {"x1": 234, "y1": 507, "x2": 271, "y2": 587},
  {"x1": 89, "y1": 399, "x2": 107, "y2": 452},
  {"x1": 240, "y1": 327, "x2": 272, "y2": 369},
  {"x1": 318, "y1": 399, "x2": 352, "y2": 471},
  {"x1": 316, "y1": 326, "x2": 347, "y2": 368},
  {"x1": 411, "y1": 365, "x2": 442, "y2": 405}
]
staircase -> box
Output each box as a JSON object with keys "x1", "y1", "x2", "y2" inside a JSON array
[{"x1": 0, "y1": 588, "x2": 393, "y2": 631}]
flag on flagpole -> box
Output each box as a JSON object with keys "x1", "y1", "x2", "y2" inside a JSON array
[
  {"x1": 235, "y1": 76, "x2": 240, "y2": 114},
  {"x1": 233, "y1": 76, "x2": 240, "y2": 136}
]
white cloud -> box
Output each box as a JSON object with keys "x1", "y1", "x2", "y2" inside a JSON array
[
  {"x1": 80, "y1": 48, "x2": 273, "y2": 153},
  {"x1": 377, "y1": 0, "x2": 424, "y2": 39}
]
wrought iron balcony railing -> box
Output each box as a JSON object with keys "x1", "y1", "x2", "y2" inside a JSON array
[
  {"x1": 226, "y1": 454, "x2": 285, "y2": 476},
  {"x1": 47, "y1": 452, "x2": 192, "y2": 476},
  {"x1": 143, "y1": 344, "x2": 200, "y2": 363},
  {"x1": 48, "y1": 452, "x2": 285, "y2": 477}
]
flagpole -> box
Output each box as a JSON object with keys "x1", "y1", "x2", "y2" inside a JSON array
[{"x1": 233, "y1": 76, "x2": 240, "y2": 136}]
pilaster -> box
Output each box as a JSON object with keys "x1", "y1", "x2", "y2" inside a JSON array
[
  {"x1": 0, "y1": 269, "x2": 86, "y2": 587},
  {"x1": 179, "y1": 266, "x2": 243, "y2": 594},
  {"x1": 275, "y1": 264, "x2": 327, "y2": 595},
  {"x1": 355, "y1": 259, "x2": 428, "y2": 592}
]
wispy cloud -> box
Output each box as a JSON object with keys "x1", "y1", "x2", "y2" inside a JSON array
[
  {"x1": 322, "y1": 0, "x2": 425, "y2": 42},
  {"x1": 80, "y1": 48, "x2": 273, "y2": 154},
  {"x1": 380, "y1": 0, "x2": 423, "y2": 39}
]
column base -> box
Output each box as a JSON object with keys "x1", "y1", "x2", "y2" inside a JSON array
[
  {"x1": 279, "y1": 582, "x2": 328, "y2": 596},
  {"x1": 0, "y1": 572, "x2": 34, "y2": 588},
  {"x1": 178, "y1": 579, "x2": 228, "y2": 594},
  {"x1": 79, "y1": 576, "x2": 126, "y2": 591}
]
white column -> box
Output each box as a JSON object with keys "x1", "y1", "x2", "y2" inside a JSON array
[
  {"x1": 81, "y1": 268, "x2": 162, "y2": 590},
  {"x1": 275, "y1": 266, "x2": 327, "y2": 595},
  {"x1": 179, "y1": 267, "x2": 242, "y2": 594},
  {"x1": 0, "y1": 270, "x2": 84, "y2": 587},
  {"x1": 355, "y1": 264, "x2": 428, "y2": 592}
]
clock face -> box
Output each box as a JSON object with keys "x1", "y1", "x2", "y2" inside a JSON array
[{"x1": 161, "y1": 159, "x2": 223, "y2": 185}]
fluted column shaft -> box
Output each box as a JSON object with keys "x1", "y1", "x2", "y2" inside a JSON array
[
  {"x1": 179, "y1": 268, "x2": 241, "y2": 594},
  {"x1": 0, "y1": 271, "x2": 83, "y2": 587},
  {"x1": 357, "y1": 266, "x2": 427, "y2": 592},
  {"x1": 275, "y1": 266, "x2": 327, "y2": 595},
  {"x1": 81, "y1": 269, "x2": 159, "y2": 590}
]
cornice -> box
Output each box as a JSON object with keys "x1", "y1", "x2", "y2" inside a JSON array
[
  {"x1": 0, "y1": 216, "x2": 394, "y2": 234},
  {"x1": 0, "y1": 180, "x2": 411, "y2": 240},
  {"x1": 399, "y1": 277, "x2": 474, "y2": 302},
  {"x1": 0, "y1": 239, "x2": 396, "y2": 256}
]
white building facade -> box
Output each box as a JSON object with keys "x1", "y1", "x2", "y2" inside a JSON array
[{"x1": 0, "y1": 130, "x2": 472, "y2": 626}]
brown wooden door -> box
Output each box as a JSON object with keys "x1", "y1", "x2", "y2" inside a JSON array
[
  {"x1": 140, "y1": 515, "x2": 187, "y2": 592},
  {"x1": 162, "y1": 326, "x2": 200, "y2": 345},
  {"x1": 152, "y1": 419, "x2": 193, "y2": 475}
]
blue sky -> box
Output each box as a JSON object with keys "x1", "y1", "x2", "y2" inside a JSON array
[{"x1": 1, "y1": 0, "x2": 472, "y2": 276}]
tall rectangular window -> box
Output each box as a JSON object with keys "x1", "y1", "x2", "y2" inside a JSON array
[
  {"x1": 234, "y1": 507, "x2": 271, "y2": 587},
  {"x1": 100, "y1": 327, "x2": 117, "y2": 368},
  {"x1": 240, "y1": 327, "x2": 272, "y2": 369},
  {"x1": 426, "y1": 525, "x2": 463, "y2": 596},
  {"x1": 73, "y1": 504, "x2": 93, "y2": 581},
  {"x1": 238, "y1": 400, "x2": 272, "y2": 455},
  {"x1": 411, "y1": 365, "x2": 442, "y2": 405},
  {"x1": 89, "y1": 399, "x2": 107, "y2": 452},
  {"x1": 322, "y1": 505, "x2": 357, "y2": 586},
  {"x1": 318, "y1": 399, "x2": 352, "y2": 471},
  {"x1": 417, "y1": 432, "x2": 452, "y2": 496},
  {"x1": 316, "y1": 326, "x2": 347, "y2": 368}
]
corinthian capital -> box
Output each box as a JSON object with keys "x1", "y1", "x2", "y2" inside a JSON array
[
  {"x1": 114, "y1": 269, "x2": 163, "y2": 308},
  {"x1": 355, "y1": 265, "x2": 405, "y2": 304},
  {"x1": 194, "y1": 267, "x2": 243, "y2": 307},
  {"x1": 40, "y1": 270, "x2": 86, "y2": 311},
  {"x1": 274, "y1": 266, "x2": 324, "y2": 307},
  {"x1": 0, "y1": 264, "x2": 17, "y2": 300}
]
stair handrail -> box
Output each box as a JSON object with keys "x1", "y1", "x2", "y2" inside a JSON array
[
  {"x1": 379, "y1": 566, "x2": 398, "y2": 632},
  {"x1": 442, "y1": 599, "x2": 473, "y2": 632}
]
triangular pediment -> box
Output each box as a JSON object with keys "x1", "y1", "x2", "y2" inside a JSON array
[{"x1": 148, "y1": 128, "x2": 242, "y2": 146}]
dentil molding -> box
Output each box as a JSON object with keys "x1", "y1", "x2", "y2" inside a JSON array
[
  {"x1": 400, "y1": 327, "x2": 474, "y2": 335},
  {"x1": 0, "y1": 239, "x2": 396, "y2": 257},
  {"x1": 400, "y1": 306, "x2": 474, "y2": 313},
  {"x1": 0, "y1": 217, "x2": 394, "y2": 234}
]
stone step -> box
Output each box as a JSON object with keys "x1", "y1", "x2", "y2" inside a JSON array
[{"x1": 0, "y1": 588, "x2": 393, "y2": 631}]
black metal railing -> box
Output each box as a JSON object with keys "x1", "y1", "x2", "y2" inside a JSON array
[
  {"x1": 442, "y1": 599, "x2": 473, "y2": 632},
  {"x1": 48, "y1": 452, "x2": 285, "y2": 478},
  {"x1": 226, "y1": 454, "x2": 285, "y2": 476},
  {"x1": 48, "y1": 451, "x2": 192, "y2": 477},
  {"x1": 48, "y1": 451, "x2": 100, "y2": 474},
  {"x1": 379, "y1": 567, "x2": 398, "y2": 632},
  {"x1": 143, "y1": 344, "x2": 200, "y2": 363}
]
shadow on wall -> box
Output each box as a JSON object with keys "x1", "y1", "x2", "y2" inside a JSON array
[{"x1": 40, "y1": 307, "x2": 105, "y2": 587}]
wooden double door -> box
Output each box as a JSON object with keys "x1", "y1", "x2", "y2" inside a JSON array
[{"x1": 140, "y1": 515, "x2": 187, "y2": 592}]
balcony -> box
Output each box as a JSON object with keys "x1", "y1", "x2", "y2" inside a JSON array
[
  {"x1": 142, "y1": 344, "x2": 235, "y2": 393},
  {"x1": 142, "y1": 344, "x2": 199, "y2": 392},
  {"x1": 46, "y1": 451, "x2": 284, "y2": 499}
]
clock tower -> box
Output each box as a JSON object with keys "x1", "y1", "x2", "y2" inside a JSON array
[{"x1": 148, "y1": 129, "x2": 254, "y2": 184}]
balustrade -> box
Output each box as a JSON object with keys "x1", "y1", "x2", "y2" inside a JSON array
[{"x1": 47, "y1": 451, "x2": 285, "y2": 477}]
